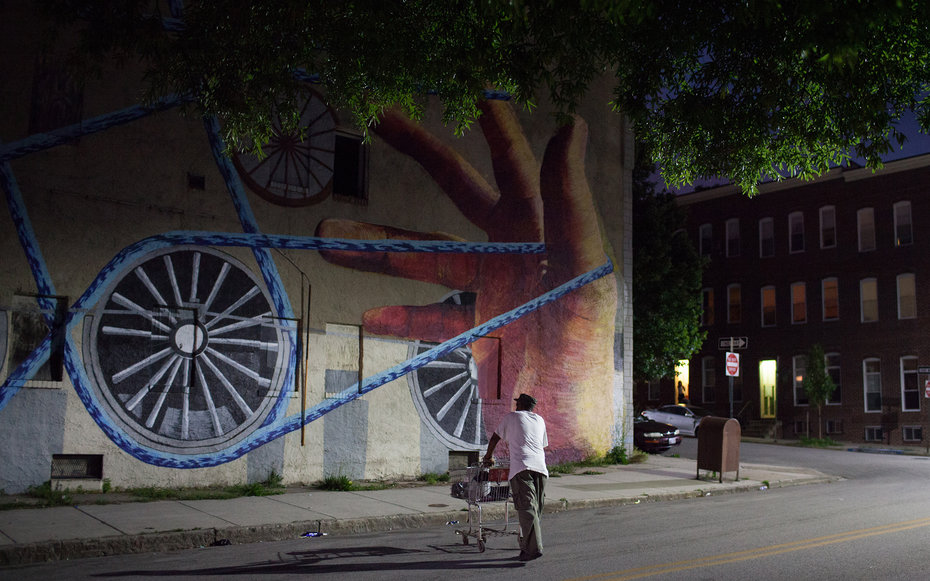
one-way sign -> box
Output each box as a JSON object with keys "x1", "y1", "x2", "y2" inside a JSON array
[{"x1": 718, "y1": 336, "x2": 749, "y2": 350}]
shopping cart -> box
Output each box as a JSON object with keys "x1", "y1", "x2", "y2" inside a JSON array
[{"x1": 450, "y1": 463, "x2": 520, "y2": 552}]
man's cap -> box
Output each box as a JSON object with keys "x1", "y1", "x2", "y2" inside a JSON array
[{"x1": 514, "y1": 393, "x2": 537, "y2": 406}]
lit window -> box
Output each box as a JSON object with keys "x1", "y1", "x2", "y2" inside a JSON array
[
  {"x1": 701, "y1": 288, "x2": 715, "y2": 326},
  {"x1": 789, "y1": 212, "x2": 805, "y2": 253},
  {"x1": 894, "y1": 201, "x2": 913, "y2": 246},
  {"x1": 863, "y1": 358, "x2": 882, "y2": 412},
  {"x1": 726, "y1": 218, "x2": 740, "y2": 257},
  {"x1": 761, "y1": 286, "x2": 776, "y2": 327},
  {"x1": 860, "y1": 278, "x2": 878, "y2": 322},
  {"x1": 897, "y1": 273, "x2": 916, "y2": 319},
  {"x1": 902, "y1": 356, "x2": 920, "y2": 412},
  {"x1": 699, "y1": 223, "x2": 713, "y2": 257},
  {"x1": 759, "y1": 217, "x2": 775, "y2": 257},
  {"x1": 858, "y1": 208, "x2": 875, "y2": 252},
  {"x1": 822, "y1": 278, "x2": 839, "y2": 321},
  {"x1": 727, "y1": 284, "x2": 741, "y2": 324},
  {"x1": 791, "y1": 282, "x2": 807, "y2": 324},
  {"x1": 820, "y1": 206, "x2": 836, "y2": 249},
  {"x1": 793, "y1": 355, "x2": 808, "y2": 406}
]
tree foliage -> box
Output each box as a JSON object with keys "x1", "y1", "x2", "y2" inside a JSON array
[
  {"x1": 632, "y1": 144, "x2": 705, "y2": 382},
  {"x1": 802, "y1": 344, "x2": 836, "y2": 439},
  {"x1": 41, "y1": 1, "x2": 930, "y2": 192}
]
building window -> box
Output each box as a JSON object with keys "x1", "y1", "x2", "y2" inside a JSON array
[
  {"x1": 726, "y1": 218, "x2": 740, "y2": 257},
  {"x1": 903, "y1": 426, "x2": 923, "y2": 442},
  {"x1": 333, "y1": 131, "x2": 370, "y2": 202},
  {"x1": 822, "y1": 278, "x2": 839, "y2": 321},
  {"x1": 789, "y1": 211, "x2": 805, "y2": 253},
  {"x1": 860, "y1": 278, "x2": 878, "y2": 323},
  {"x1": 825, "y1": 419, "x2": 844, "y2": 434},
  {"x1": 702, "y1": 356, "x2": 716, "y2": 402},
  {"x1": 761, "y1": 286, "x2": 776, "y2": 327},
  {"x1": 647, "y1": 380, "x2": 661, "y2": 401},
  {"x1": 699, "y1": 223, "x2": 713, "y2": 257},
  {"x1": 894, "y1": 201, "x2": 913, "y2": 246},
  {"x1": 820, "y1": 205, "x2": 836, "y2": 249},
  {"x1": 701, "y1": 288, "x2": 715, "y2": 326},
  {"x1": 858, "y1": 208, "x2": 876, "y2": 252},
  {"x1": 791, "y1": 282, "x2": 807, "y2": 324},
  {"x1": 759, "y1": 217, "x2": 775, "y2": 257},
  {"x1": 793, "y1": 354, "x2": 808, "y2": 406},
  {"x1": 9, "y1": 294, "x2": 67, "y2": 384},
  {"x1": 863, "y1": 358, "x2": 882, "y2": 412},
  {"x1": 864, "y1": 426, "x2": 884, "y2": 442},
  {"x1": 826, "y1": 352, "x2": 842, "y2": 404},
  {"x1": 901, "y1": 356, "x2": 920, "y2": 412},
  {"x1": 727, "y1": 284, "x2": 741, "y2": 324},
  {"x1": 897, "y1": 273, "x2": 916, "y2": 320}
]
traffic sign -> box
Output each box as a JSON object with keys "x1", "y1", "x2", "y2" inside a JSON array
[
  {"x1": 725, "y1": 352, "x2": 740, "y2": 377},
  {"x1": 718, "y1": 336, "x2": 749, "y2": 350}
]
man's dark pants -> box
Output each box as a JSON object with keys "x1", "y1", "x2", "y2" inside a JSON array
[{"x1": 510, "y1": 469, "x2": 546, "y2": 557}]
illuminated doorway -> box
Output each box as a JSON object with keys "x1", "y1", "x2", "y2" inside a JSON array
[
  {"x1": 759, "y1": 360, "x2": 777, "y2": 418},
  {"x1": 675, "y1": 360, "x2": 690, "y2": 404}
]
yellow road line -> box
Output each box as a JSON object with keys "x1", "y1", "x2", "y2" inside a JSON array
[{"x1": 567, "y1": 515, "x2": 930, "y2": 581}]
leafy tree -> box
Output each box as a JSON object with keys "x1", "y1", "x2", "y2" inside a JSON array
[
  {"x1": 802, "y1": 344, "x2": 836, "y2": 440},
  {"x1": 632, "y1": 144, "x2": 705, "y2": 382},
  {"x1": 40, "y1": 1, "x2": 930, "y2": 191}
]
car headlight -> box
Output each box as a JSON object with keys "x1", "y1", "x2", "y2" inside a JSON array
[{"x1": 643, "y1": 432, "x2": 664, "y2": 438}]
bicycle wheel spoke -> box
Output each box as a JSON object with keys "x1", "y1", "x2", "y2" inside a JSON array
[
  {"x1": 111, "y1": 293, "x2": 173, "y2": 333},
  {"x1": 204, "y1": 285, "x2": 260, "y2": 329},
  {"x1": 101, "y1": 325, "x2": 167, "y2": 340},
  {"x1": 204, "y1": 346, "x2": 271, "y2": 387},
  {"x1": 112, "y1": 347, "x2": 173, "y2": 384},
  {"x1": 195, "y1": 363, "x2": 223, "y2": 436},
  {"x1": 210, "y1": 337, "x2": 279, "y2": 350},
  {"x1": 423, "y1": 360, "x2": 468, "y2": 370},
  {"x1": 188, "y1": 252, "x2": 201, "y2": 303},
  {"x1": 452, "y1": 382, "x2": 477, "y2": 438},
  {"x1": 145, "y1": 356, "x2": 184, "y2": 429},
  {"x1": 423, "y1": 370, "x2": 469, "y2": 398},
  {"x1": 200, "y1": 352, "x2": 255, "y2": 417},
  {"x1": 437, "y1": 377, "x2": 472, "y2": 422},
  {"x1": 203, "y1": 262, "x2": 231, "y2": 313},
  {"x1": 209, "y1": 312, "x2": 272, "y2": 336},
  {"x1": 164, "y1": 255, "x2": 184, "y2": 307},
  {"x1": 125, "y1": 353, "x2": 180, "y2": 411}
]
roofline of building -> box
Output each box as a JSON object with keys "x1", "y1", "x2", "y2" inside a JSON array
[{"x1": 675, "y1": 153, "x2": 930, "y2": 206}]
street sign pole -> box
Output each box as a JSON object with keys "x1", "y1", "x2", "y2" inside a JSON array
[{"x1": 729, "y1": 337, "x2": 735, "y2": 418}]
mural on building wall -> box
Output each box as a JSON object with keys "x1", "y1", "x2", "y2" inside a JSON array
[
  {"x1": 318, "y1": 100, "x2": 620, "y2": 461},
  {"x1": 1, "y1": 90, "x2": 617, "y2": 468}
]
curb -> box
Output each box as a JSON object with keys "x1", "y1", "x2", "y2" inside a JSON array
[{"x1": 0, "y1": 473, "x2": 836, "y2": 567}]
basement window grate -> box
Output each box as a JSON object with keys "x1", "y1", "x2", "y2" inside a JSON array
[{"x1": 51, "y1": 454, "x2": 103, "y2": 479}]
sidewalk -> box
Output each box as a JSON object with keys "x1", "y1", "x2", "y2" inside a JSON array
[{"x1": 0, "y1": 454, "x2": 834, "y2": 567}]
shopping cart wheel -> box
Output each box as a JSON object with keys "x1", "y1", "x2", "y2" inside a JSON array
[
  {"x1": 478, "y1": 539, "x2": 486, "y2": 553},
  {"x1": 462, "y1": 535, "x2": 469, "y2": 546},
  {"x1": 82, "y1": 246, "x2": 290, "y2": 455}
]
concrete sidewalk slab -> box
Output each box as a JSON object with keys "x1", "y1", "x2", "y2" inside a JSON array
[
  {"x1": 78, "y1": 501, "x2": 234, "y2": 535},
  {"x1": 0, "y1": 506, "x2": 121, "y2": 544}
]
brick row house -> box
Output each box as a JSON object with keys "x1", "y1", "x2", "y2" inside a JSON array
[{"x1": 674, "y1": 156, "x2": 930, "y2": 446}]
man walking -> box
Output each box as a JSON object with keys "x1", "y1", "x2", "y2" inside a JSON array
[{"x1": 482, "y1": 393, "x2": 548, "y2": 562}]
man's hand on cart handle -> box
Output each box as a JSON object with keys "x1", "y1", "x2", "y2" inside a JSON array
[
  {"x1": 482, "y1": 455, "x2": 494, "y2": 467},
  {"x1": 483, "y1": 433, "x2": 501, "y2": 467}
]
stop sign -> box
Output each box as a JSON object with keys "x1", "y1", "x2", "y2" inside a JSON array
[{"x1": 725, "y1": 352, "x2": 740, "y2": 377}]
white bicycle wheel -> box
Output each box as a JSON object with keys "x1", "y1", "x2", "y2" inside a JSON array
[{"x1": 82, "y1": 246, "x2": 290, "y2": 454}]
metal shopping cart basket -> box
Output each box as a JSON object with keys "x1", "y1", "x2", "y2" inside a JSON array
[{"x1": 450, "y1": 463, "x2": 520, "y2": 552}]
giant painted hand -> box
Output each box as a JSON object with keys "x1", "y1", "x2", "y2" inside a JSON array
[{"x1": 316, "y1": 100, "x2": 618, "y2": 461}]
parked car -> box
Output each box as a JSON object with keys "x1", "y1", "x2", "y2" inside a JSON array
[
  {"x1": 633, "y1": 415, "x2": 681, "y2": 453},
  {"x1": 641, "y1": 404, "x2": 715, "y2": 437}
]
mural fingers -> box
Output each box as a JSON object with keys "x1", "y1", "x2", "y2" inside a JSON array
[
  {"x1": 315, "y1": 218, "x2": 481, "y2": 287},
  {"x1": 373, "y1": 108, "x2": 498, "y2": 231},
  {"x1": 363, "y1": 303, "x2": 474, "y2": 342}
]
